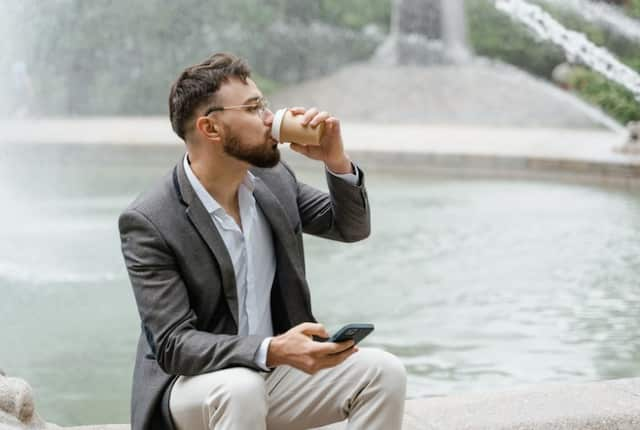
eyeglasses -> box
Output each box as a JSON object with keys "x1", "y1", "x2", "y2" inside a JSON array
[{"x1": 204, "y1": 97, "x2": 270, "y2": 118}]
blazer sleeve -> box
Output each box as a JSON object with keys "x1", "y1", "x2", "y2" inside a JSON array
[
  {"x1": 285, "y1": 163, "x2": 371, "y2": 242},
  {"x1": 119, "y1": 208, "x2": 264, "y2": 376}
]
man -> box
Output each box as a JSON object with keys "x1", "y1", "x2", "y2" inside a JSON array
[{"x1": 119, "y1": 52, "x2": 406, "y2": 430}]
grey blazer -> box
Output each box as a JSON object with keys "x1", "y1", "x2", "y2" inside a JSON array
[{"x1": 118, "y1": 158, "x2": 370, "y2": 430}]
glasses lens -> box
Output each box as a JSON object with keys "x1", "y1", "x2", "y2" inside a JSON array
[{"x1": 257, "y1": 99, "x2": 269, "y2": 116}]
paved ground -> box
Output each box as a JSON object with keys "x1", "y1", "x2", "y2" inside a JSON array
[
  {"x1": 3, "y1": 117, "x2": 639, "y2": 187},
  {"x1": 0, "y1": 117, "x2": 633, "y2": 163}
]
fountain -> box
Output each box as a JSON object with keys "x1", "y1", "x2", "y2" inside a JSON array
[
  {"x1": 0, "y1": 370, "x2": 60, "y2": 429},
  {"x1": 494, "y1": 0, "x2": 640, "y2": 102},
  {"x1": 1, "y1": 3, "x2": 639, "y2": 428},
  {"x1": 373, "y1": 0, "x2": 472, "y2": 65},
  {"x1": 273, "y1": 0, "x2": 621, "y2": 129},
  {"x1": 537, "y1": 0, "x2": 640, "y2": 43},
  {"x1": 494, "y1": 0, "x2": 640, "y2": 150}
]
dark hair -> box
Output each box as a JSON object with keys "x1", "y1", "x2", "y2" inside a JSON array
[{"x1": 168, "y1": 52, "x2": 251, "y2": 140}]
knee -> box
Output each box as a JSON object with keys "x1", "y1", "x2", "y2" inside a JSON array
[
  {"x1": 205, "y1": 369, "x2": 267, "y2": 411},
  {"x1": 358, "y1": 348, "x2": 407, "y2": 398},
  {"x1": 171, "y1": 368, "x2": 268, "y2": 428}
]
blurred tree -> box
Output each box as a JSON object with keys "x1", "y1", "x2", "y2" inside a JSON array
[
  {"x1": 466, "y1": 0, "x2": 565, "y2": 78},
  {"x1": 626, "y1": 0, "x2": 640, "y2": 17},
  {"x1": 4, "y1": 0, "x2": 636, "y2": 121},
  {"x1": 2, "y1": 0, "x2": 388, "y2": 116},
  {"x1": 569, "y1": 67, "x2": 640, "y2": 124},
  {"x1": 319, "y1": 0, "x2": 391, "y2": 31}
]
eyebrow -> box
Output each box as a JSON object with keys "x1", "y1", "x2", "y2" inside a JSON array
[{"x1": 241, "y1": 95, "x2": 262, "y2": 104}]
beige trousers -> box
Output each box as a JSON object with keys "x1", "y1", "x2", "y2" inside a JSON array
[{"x1": 168, "y1": 348, "x2": 407, "y2": 430}]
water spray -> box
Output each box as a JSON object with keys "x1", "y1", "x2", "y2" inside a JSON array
[
  {"x1": 494, "y1": 0, "x2": 640, "y2": 103},
  {"x1": 539, "y1": 0, "x2": 640, "y2": 43},
  {"x1": 495, "y1": 0, "x2": 640, "y2": 151}
]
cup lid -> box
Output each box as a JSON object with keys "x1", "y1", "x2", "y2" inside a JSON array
[{"x1": 271, "y1": 108, "x2": 287, "y2": 141}]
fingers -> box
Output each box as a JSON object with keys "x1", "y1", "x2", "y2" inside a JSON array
[
  {"x1": 332, "y1": 339, "x2": 356, "y2": 354},
  {"x1": 289, "y1": 142, "x2": 309, "y2": 156},
  {"x1": 306, "y1": 344, "x2": 359, "y2": 374},
  {"x1": 289, "y1": 142, "x2": 322, "y2": 160},
  {"x1": 288, "y1": 107, "x2": 306, "y2": 116},
  {"x1": 309, "y1": 111, "x2": 330, "y2": 128},
  {"x1": 309, "y1": 339, "x2": 355, "y2": 356},
  {"x1": 324, "y1": 117, "x2": 340, "y2": 134},
  {"x1": 288, "y1": 107, "x2": 329, "y2": 126},
  {"x1": 318, "y1": 118, "x2": 339, "y2": 144},
  {"x1": 300, "y1": 107, "x2": 319, "y2": 126},
  {"x1": 285, "y1": 322, "x2": 359, "y2": 373}
]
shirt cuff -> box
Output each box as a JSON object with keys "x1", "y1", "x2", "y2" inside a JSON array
[
  {"x1": 326, "y1": 162, "x2": 360, "y2": 186},
  {"x1": 255, "y1": 337, "x2": 273, "y2": 371}
]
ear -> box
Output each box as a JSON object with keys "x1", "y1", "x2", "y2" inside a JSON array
[{"x1": 195, "y1": 116, "x2": 222, "y2": 142}]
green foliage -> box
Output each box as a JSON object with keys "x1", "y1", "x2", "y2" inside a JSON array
[
  {"x1": 466, "y1": 0, "x2": 564, "y2": 78},
  {"x1": 537, "y1": 1, "x2": 639, "y2": 65},
  {"x1": 466, "y1": 0, "x2": 640, "y2": 124},
  {"x1": 7, "y1": 0, "x2": 637, "y2": 121},
  {"x1": 626, "y1": 0, "x2": 640, "y2": 18},
  {"x1": 252, "y1": 74, "x2": 283, "y2": 97},
  {"x1": 3, "y1": 0, "x2": 390, "y2": 116},
  {"x1": 569, "y1": 67, "x2": 640, "y2": 124},
  {"x1": 319, "y1": 0, "x2": 391, "y2": 31}
]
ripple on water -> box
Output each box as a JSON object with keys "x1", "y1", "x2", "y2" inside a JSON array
[{"x1": 1, "y1": 147, "x2": 640, "y2": 423}]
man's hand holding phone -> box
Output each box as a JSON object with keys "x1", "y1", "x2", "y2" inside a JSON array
[{"x1": 266, "y1": 322, "x2": 357, "y2": 374}]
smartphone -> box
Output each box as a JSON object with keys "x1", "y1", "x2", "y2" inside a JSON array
[{"x1": 317, "y1": 323, "x2": 375, "y2": 345}]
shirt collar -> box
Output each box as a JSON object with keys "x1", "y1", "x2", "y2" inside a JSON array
[
  {"x1": 183, "y1": 154, "x2": 256, "y2": 215},
  {"x1": 242, "y1": 169, "x2": 257, "y2": 192}
]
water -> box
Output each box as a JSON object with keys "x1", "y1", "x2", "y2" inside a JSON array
[
  {"x1": 1, "y1": 144, "x2": 640, "y2": 426},
  {"x1": 538, "y1": 0, "x2": 640, "y2": 43},
  {"x1": 441, "y1": 0, "x2": 472, "y2": 63},
  {"x1": 495, "y1": 0, "x2": 640, "y2": 102}
]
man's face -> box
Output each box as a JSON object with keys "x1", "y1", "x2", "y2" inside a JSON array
[{"x1": 211, "y1": 77, "x2": 279, "y2": 168}]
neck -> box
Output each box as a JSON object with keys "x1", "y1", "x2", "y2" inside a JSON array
[{"x1": 187, "y1": 148, "x2": 248, "y2": 210}]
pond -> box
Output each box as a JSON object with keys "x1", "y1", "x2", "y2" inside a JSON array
[{"x1": 1, "y1": 143, "x2": 638, "y2": 426}]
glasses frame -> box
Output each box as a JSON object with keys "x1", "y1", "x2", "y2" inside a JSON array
[{"x1": 204, "y1": 97, "x2": 269, "y2": 117}]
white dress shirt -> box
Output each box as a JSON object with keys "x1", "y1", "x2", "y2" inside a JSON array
[{"x1": 183, "y1": 154, "x2": 359, "y2": 369}]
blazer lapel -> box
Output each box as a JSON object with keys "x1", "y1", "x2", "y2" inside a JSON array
[
  {"x1": 253, "y1": 178, "x2": 303, "y2": 276},
  {"x1": 174, "y1": 160, "x2": 239, "y2": 328},
  {"x1": 253, "y1": 177, "x2": 313, "y2": 329}
]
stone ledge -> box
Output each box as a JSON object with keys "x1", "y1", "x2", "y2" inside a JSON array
[
  {"x1": 3, "y1": 118, "x2": 639, "y2": 187},
  {"x1": 64, "y1": 378, "x2": 640, "y2": 430}
]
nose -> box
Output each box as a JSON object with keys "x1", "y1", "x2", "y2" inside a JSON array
[{"x1": 263, "y1": 108, "x2": 274, "y2": 126}]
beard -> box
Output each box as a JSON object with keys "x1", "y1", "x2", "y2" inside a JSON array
[{"x1": 222, "y1": 124, "x2": 280, "y2": 168}]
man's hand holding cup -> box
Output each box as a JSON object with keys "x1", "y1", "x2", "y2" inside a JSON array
[{"x1": 271, "y1": 106, "x2": 352, "y2": 175}]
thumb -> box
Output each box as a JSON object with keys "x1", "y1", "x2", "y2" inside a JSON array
[
  {"x1": 295, "y1": 322, "x2": 329, "y2": 338},
  {"x1": 289, "y1": 142, "x2": 308, "y2": 155}
]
